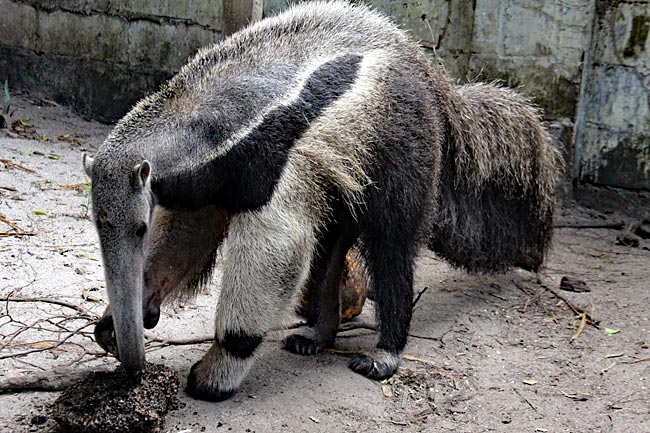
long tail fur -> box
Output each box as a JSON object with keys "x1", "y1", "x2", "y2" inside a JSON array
[{"x1": 429, "y1": 81, "x2": 560, "y2": 273}]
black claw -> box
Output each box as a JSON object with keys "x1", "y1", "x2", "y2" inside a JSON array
[
  {"x1": 283, "y1": 334, "x2": 321, "y2": 356},
  {"x1": 185, "y1": 361, "x2": 235, "y2": 402},
  {"x1": 94, "y1": 315, "x2": 118, "y2": 356},
  {"x1": 349, "y1": 353, "x2": 373, "y2": 376},
  {"x1": 349, "y1": 353, "x2": 397, "y2": 380}
]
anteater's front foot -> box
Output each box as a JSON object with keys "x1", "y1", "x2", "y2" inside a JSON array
[
  {"x1": 349, "y1": 349, "x2": 399, "y2": 380},
  {"x1": 186, "y1": 360, "x2": 235, "y2": 402},
  {"x1": 283, "y1": 334, "x2": 323, "y2": 356},
  {"x1": 283, "y1": 328, "x2": 335, "y2": 356}
]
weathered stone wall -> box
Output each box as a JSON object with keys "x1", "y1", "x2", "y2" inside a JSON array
[
  {"x1": 1, "y1": 0, "x2": 649, "y2": 189},
  {"x1": 576, "y1": 0, "x2": 650, "y2": 190},
  {"x1": 0, "y1": 0, "x2": 221, "y2": 121},
  {"x1": 469, "y1": 0, "x2": 595, "y2": 119}
]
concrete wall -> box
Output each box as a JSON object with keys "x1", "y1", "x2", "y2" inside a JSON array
[
  {"x1": 576, "y1": 0, "x2": 650, "y2": 190},
  {"x1": 0, "y1": 0, "x2": 221, "y2": 121},
  {"x1": 1, "y1": 0, "x2": 649, "y2": 190},
  {"x1": 469, "y1": 0, "x2": 595, "y2": 119}
]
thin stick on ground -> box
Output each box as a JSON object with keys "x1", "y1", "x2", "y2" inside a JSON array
[
  {"x1": 513, "y1": 387, "x2": 537, "y2": 412},
  {"x1": 412, "y1": 286, "x2": 429, "y2": 308},
  {"x1": 0, "y1": 232, "x2": 36, "y2": 238},
  {"x1": 571, "y1": 313, "x2": 587, "y2": 341},
  {"x1": 0, "y1": 158, "x2": 37, "y2": 173},
  {"x1": 0, "y1": 215, "x2": 35, "y2": 237},
  {"x1": 0, "y1": 297, "x2": 100, "y2": 362},
  {"x1": 0, "y1": 215, "x2": 26, "y2": 232},
  {"x1": 0, "y1": 322, "x2": 96, "y2": 360},
  {"x1": 144, "y1": 321, "x2": 378, "y2": 349},
  {"x1": 512, "y1": 280, "x2": 599, "y2": 328},
  {"x1": 2, "y1": 296, "x2": 97, "y2": 318},
  {"x1": 0, "y1": 366, "x2": 114, "y2": 393},
  {"x1": 554, "y1": 222, "x2": 625, "y2": 230},
  {"x1": 541, "y1": 284, "x2": 600, "y2": 328}
]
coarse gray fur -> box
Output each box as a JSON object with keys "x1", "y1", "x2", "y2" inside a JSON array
[{"x1": 85, "y1": 1, "x2": 560, "y2": 401}]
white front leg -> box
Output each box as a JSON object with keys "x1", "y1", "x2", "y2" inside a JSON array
[{"x1": 186, "y1": 203, "x2": 316, "y2": 401}]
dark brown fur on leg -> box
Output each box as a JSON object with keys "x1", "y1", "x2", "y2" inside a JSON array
[
  {"x1": 295, "y1": 249, "x2": 367, "y2": 322},
  {"x1": 284, "y1": 225, "x2": 357, "y2": 356}
]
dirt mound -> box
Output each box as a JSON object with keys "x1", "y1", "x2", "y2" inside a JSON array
[{"x1": 51, "y1": 363, "x2": 180, "y2": 433}]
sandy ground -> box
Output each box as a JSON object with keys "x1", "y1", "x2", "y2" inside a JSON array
[{"x1": 1, "y1": 93, "x2": 649, "y2": 433}]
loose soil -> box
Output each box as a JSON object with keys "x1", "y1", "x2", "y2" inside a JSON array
[
  {"x1": 52, "y1": 363, "x2": 180, "y2": 433},
  {"x1": 1, "y1": 93, "x2": 649, "y2": 433}
]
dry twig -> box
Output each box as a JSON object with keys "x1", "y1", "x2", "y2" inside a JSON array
[
  {"x1": 513, "y1": 280, "x2": 599, "y2": 328},
  {"x1": 0, "y1": 232, "x2": 35, "y2": 238},
  {"x1": 0, "y1": 215, "x2": 25, "y2": 232},
  {"x1": 0, "y1": 296, "x2": 100, "y2": 362},
  {"x1": 0, "y1": 366, "x2": 113, "y2": 393},
  {"x1": 412, "y1": 286, "x2": 429, "y2": 308},
  {"x1": 513, "y1": 387, "x2": 537, "y2": 412},
  {"x1": 541, "y1": 284, "x2": 600, "y2": 327},
  {"x1": 144, "y1": 321, "x2": 378, "y2": 350},
  {"x1": 571, "y1": 313, "x2": 587, "y2": 341},
  {"x1": 0, "y1": 215, "x2": 35, "y2": 238},
  {"x1": 2, "y1": 296, "x2": 95, "y2": 317},
  {"x1": 0, "y1": 158, "x2": 37, "y2": 173},
  {"x1": 554, "y1": 222, "x2": 625, "y2": 230}
]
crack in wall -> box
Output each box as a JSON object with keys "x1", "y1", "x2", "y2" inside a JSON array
[{"x1": 13, "y1": 0, "x2": 221, "y2": 32}]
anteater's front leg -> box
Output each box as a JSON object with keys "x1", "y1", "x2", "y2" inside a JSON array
[{"x1": 186, "y1": 208, "x2": 316, "y2": 401}]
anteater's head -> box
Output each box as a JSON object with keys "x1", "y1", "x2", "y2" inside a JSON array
[{"x1": 84, "y1": 152, "x2": 154, "y2": 376}]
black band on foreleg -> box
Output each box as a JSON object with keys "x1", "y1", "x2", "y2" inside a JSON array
[{"x1": 221, "y1": 331, "x2": 263, "y2": 358}]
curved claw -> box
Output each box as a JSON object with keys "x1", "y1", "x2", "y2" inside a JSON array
[
  {"x1": 94, "y1": 314, "x2": 118, "y2": 357},
  {"x1": 282, "y1": 334, "x2": 322, "y2": 356},
  {"x1": 348, "y1": 350, "x2": 399, "y2": 380}
]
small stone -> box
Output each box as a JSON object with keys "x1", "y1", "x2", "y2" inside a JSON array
[
  {"x1": 559, "y1": 276, "x2": 590, "y2": 293},
  {"x1": 30, "y1": 415, "x2": 48, "y2": 425},
  {"x1": 616, "y1": 232, "x2": 640, "y2": 247},
  {"x1": 633, "y1": 221, "x2": 650, "y2": 239}
]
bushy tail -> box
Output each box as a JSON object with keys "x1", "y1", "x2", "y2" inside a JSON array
[{"x1": 429, "y1": 82, "x2": 560, "y2": 273}]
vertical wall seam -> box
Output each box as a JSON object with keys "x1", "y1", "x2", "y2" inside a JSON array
[{"x1": 572, "y1": 0, "x2": 600, "y2": 184}]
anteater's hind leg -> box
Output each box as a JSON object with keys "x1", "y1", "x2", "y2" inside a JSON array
[
  {"x1": 283, "y1": 225, "x2": 356, "y2": 355},
  {"x1": 349, "y1": 232, "x2": 417, "y2": 380}
]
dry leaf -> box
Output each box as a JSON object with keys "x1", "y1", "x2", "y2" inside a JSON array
[{"x1": 82, "y1": 290, "x2": 103, "y2": 303}]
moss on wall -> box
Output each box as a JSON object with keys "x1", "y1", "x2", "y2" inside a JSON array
[{"x1": 623, "y1": 15, "x2": 650, "y2": 58}]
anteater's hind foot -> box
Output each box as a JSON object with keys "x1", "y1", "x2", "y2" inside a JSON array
[{"x1": 349, "y1": 348, "x2": 399, "y2": 380}]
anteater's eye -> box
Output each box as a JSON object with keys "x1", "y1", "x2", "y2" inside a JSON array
[{"x1": 135, "y1": 223, "x2": 147, "y2": 238}]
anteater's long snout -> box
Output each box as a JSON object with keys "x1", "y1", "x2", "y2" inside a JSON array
[{"x1": 98, "y1": 268, "x2": 146, "y2": 377}]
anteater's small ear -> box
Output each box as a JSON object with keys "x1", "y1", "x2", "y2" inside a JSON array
[
  {"x1": 134, "y1": 160, "x2": 151, "y2": 189},
  {"x1": 82, "y1": 154, "x2": 94, "y2": 179}
]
